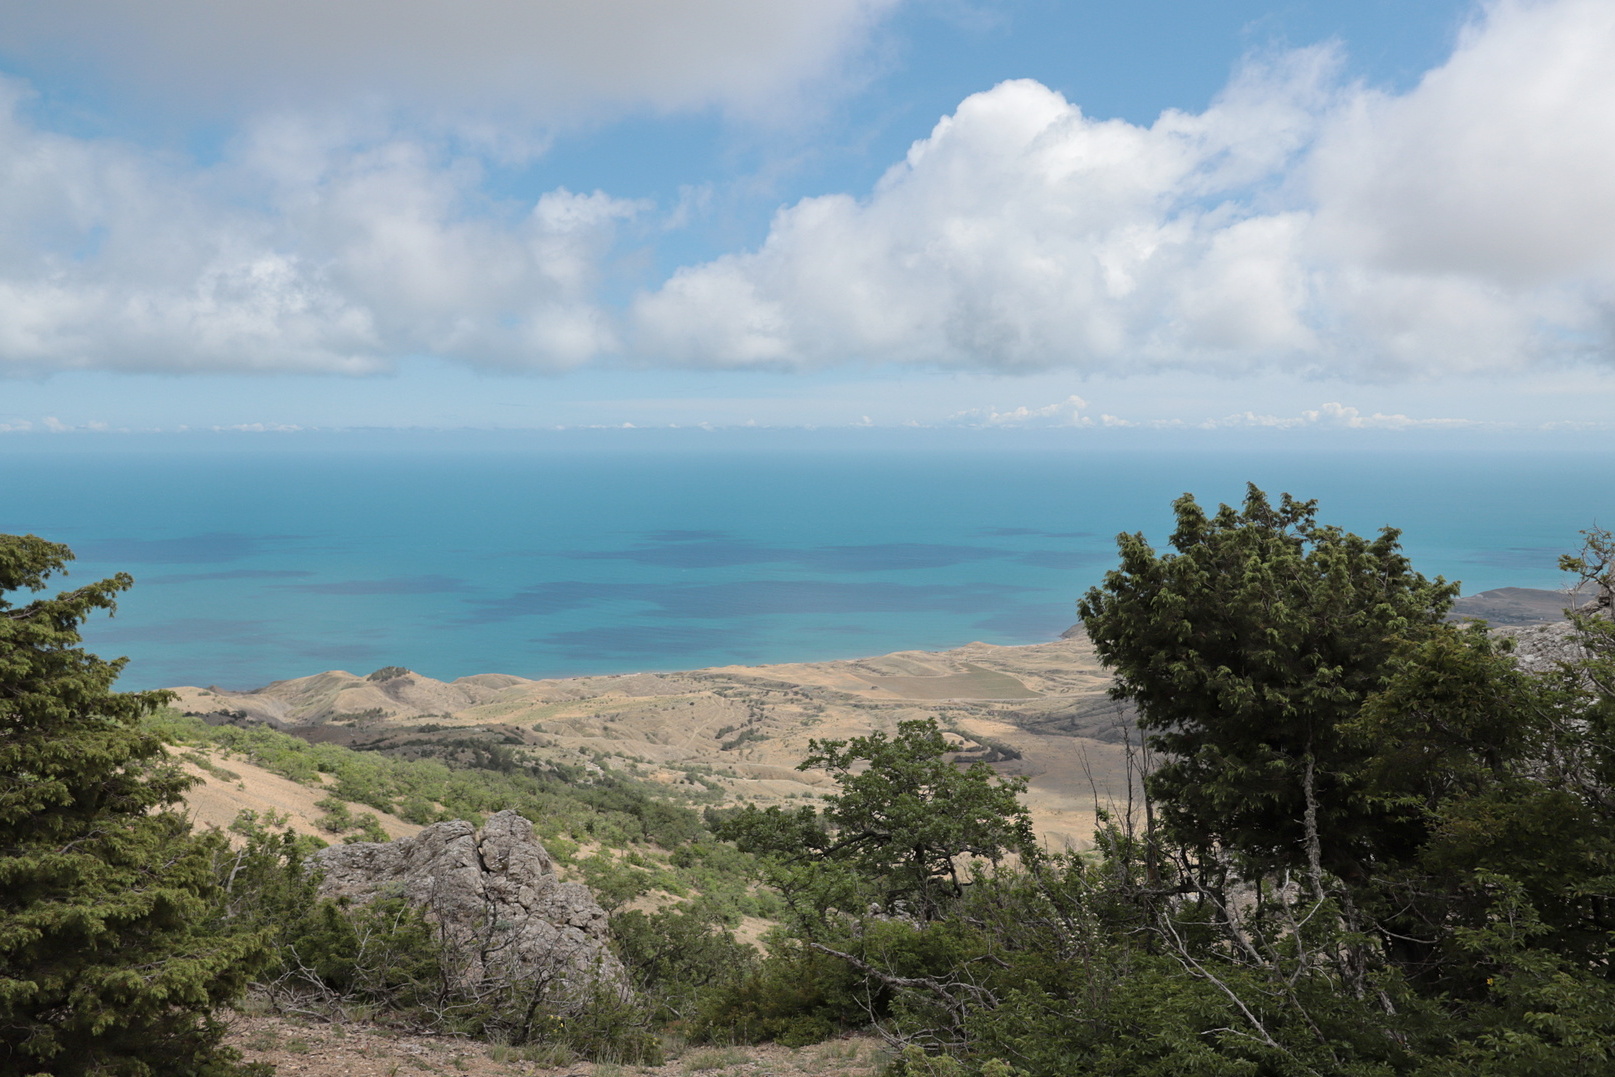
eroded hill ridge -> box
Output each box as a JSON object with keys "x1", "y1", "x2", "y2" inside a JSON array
[
  {"x1": 172, "y1": 634, "x2": 1133, "y2": 848},
  {"x1": 169, "y1": 585, "x2": 1584, "y2": 849}
]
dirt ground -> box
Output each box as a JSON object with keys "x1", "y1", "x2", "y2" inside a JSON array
[{"x1": 225, "y1": 1012, "x2": 890, "y2": 1077}]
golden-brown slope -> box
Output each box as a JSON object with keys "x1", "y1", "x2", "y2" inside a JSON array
[{"x1": 172, "y1": 635, "x2": 1134, "y2": 849}]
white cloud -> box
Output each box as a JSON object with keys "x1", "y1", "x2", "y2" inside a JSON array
[
  {"x1": 634, "y1": 0, "x2": 1615, "y2": 377},
  {"x1": 1310, "y1": 0, "x2": 1615, "y2": 283},
  {"x1": 1209, "y1": 402, "x2": 1478, "y2": 430},
  {"x1": 1, "y1": 0, "x2": 901, "y2": 124},
  {"x1": 1090, "y1": 401, "x2": 1479, "y2": 430},
  {"x1": 634, "y1": 57, "x2": 1332, "y2": 371},
  {"x1": 4, "y1": 0, "x2": 1615, "y2": 382},
  {"x1": 0, "y1": 87, "x2": 642, "y2": 374},
  {"x1": 949, "y1": 394, "x2": 1091, "y2": 427}
]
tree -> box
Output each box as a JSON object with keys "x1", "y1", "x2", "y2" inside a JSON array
[
  {"x1": 714, "y1": 502, "x2": 1615, "y2": 1074},
  {"x1": 725, "y1": 719, "x2": 1034, "y2": 919},
  {"x1": 1077, "y1": 486, "x2": 1457, "y2": 879},
  {"x1": 0, "y1": 534, "x2": 265, "y2": 1076},
  {"x1": 1071, "y1": 492, "x2": 1615, "y2": 1074}
]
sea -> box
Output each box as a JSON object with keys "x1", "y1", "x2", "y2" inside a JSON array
[{"x1": 1, "y1": 428, "x2": 1607, "y2": 691}]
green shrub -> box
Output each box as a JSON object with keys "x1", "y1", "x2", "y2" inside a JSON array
[
  {"x1": 313, "y1": 795, "x2": 356, "y2": 833},
  {"x1": 547, "y1": 989, "x2": 664, "y2": 1066},
  {"x1": 689, "y1": 939, "x2": 868, "y2": 1047},
  {"x1": 611, "y1": 905, "x2": 757, "y2": 1023}
]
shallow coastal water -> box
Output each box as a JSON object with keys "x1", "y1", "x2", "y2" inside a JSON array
[{"x1": 1, "y1": 431, "x2": 1604, "y2": 689}]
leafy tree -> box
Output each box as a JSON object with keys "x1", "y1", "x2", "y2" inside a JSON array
[
  {"x1": 803, "y1": 719, "x2": 1034, "y2": 916},
  {"x1": 1346, "y1": 568, "x2": 1615, "y2": 1059},
  {"x1": 1078, "y1": 485, "x2": 1457, "y2": 879},
  {"x1": 719, "y1": 501, "x2": 1615, "y2": 1075},
  {"x1": 725, "y1": 719, "x2": 1033, "y2": 919},
  {"x1": 710, "y1": 720, "x2": 1036, "y2": 1048},
  {"x1": 0, "y1": 534, "x2": 265, "y2": 1076}
]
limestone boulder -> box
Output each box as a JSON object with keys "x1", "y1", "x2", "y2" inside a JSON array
[{"x1": 311, "y1": 810, "x2": 624, "y2": 997}]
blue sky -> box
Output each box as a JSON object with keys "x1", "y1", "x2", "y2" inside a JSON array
[{"x1": 2, "y1": 0, "x2": 1613, "y2": 436}]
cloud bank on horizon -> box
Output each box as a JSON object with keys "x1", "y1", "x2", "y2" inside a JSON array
[{"x1": 1, "y1": 0, "x2": 1612, "y2": 385}]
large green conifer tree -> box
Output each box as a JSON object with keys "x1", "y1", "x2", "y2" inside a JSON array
[
  {"x1": 0, "y1": 534, "x2": 264, "y2": 1076},
  {"x1": 1078, "y1": 486, "x2": 1457, "y2": 878}
]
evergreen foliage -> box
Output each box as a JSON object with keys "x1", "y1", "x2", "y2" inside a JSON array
[
  {"x1": 0, "y1": 534, "x2": 265, "y2": 1077},
  {"x1": 726, "y1": 496, "x2": 1615, "y2": 1077},
  {"x1": 14, "y1": 506, "x2": 1615, "y2": 1075},
  {"x1": 721, "y1": 718, "x2": 1034, "y2": 920},
  {"x1": 1077, "y1": 485, "x2": 1458, "y2": 877}
]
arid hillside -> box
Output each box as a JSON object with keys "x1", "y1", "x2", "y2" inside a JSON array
[
  {"x1": 171, "y1": 634, "x2": 1137, "y2": 849},
  {"x1": 169, "y1": 584, "x2": 1579, "y2": 848}
]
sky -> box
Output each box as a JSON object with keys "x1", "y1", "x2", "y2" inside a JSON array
[{"x1": 1, "y1": 0, "x2": 1614, "y2": 436}]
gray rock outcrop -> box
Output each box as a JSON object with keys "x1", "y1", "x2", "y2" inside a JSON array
[
  {"x1": 310, "y1": 810, "x2": 625, "y2": 998},
  {"x1": 1494, "y1": 620, "x2": 1591, "y2": 674}
]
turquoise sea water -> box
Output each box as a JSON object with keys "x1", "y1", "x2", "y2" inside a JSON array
[{"x1": 1, "y1": 432, "x2": 1607, "y2": 690}]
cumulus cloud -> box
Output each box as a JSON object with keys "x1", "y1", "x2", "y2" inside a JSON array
[
  {"x1": 633, "y1": 56, "x2": 1331, "y2": 371},
  {"x1": 1311, "y1": 0, "x2": 1615, "y2": 283},
  {"x1": 1, "y1": 0, "x2": 900, "y2": 123},
  {"x1": 4, "y1": 0, "x2": 1615, "y2": 380},
  {"x1": 634, "y1": 0, "x2": 1615, "y2": 377},
  {"x1": 949, "y1": 394, "x2": 1091, "y2": 427},
  {"x1": 0, "y1": 86, "x2": 642, "y2": 373}
]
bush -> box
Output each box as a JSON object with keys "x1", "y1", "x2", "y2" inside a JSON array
[
  {"x1": 689, "y1": 938, "x2": 869, "y2": 1047},
  {"x1": 611, "y1": 904, "x2": 757, "y2": 1023}
]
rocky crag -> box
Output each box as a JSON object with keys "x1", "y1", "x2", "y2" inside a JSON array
[{"x1": 311, "y1": 810, "x2": 626, "y2": 998}]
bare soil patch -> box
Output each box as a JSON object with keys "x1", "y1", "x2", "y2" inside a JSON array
[
  {"x1": 178, "y1": 753, "x2": 422, "y2": 842},
  {"x1": 224, "y1": 1012, "x2": 888, "y2": 1077},
  {"x1": 863, "y1": 663, "x2": 1039, "y2": 700}
]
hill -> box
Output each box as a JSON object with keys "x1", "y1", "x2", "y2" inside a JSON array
[
  {"x1": 168, "y1": 585, "x2": 1588, "y2": 848},
  {"x1": 1448, "y1": 583, "x2": 1596, "y2": 625},
  {"x1": 170, "y1": 635, "x2": 1135, "y2": 850}
]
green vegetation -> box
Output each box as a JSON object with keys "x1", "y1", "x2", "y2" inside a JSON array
[
  {"x1": 13, "y1": 495, "x2": 1615, "y2": 1074},
  {"x1": 611, "y1": 903, "x2": 759, "y2": 1025},
  {"x1": 0, "y1": 530, "x2": 771, "y2": 1070},
  {"x1": 154, "y1": 689, "x2": 777, "y2": 1061},
  {"x1": 719, "y1": 488, "x2": 1615, "y2": 1075},
  {"x1": 157, "y1": 708, "x2": 780, "y2": 921},
  {"x1": 209, "y1": 810, "x2": 668, "y2": 1065},
  {"x1": 1079, "y1": 485, "x2": 1459, "y2": 878},
  {"x1": 153, "y1": 709, "x2": 710, "y2": 850},
  {"x1": 722, "y1": 719, "x2": 1034, "y2": 920},
  {"x1": 0, "y1": 534, "x2": 266, "y2": 1076}
]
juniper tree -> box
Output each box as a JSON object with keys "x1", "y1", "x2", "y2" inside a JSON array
[
  {"x1": 1078, "y1": 486, "x2": 1457, "y2": 880},
  {"x1": 0, "y1": 534, "x2": 265, "y2": 1077}
]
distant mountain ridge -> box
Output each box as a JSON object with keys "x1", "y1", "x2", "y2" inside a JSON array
[{"x1": 1448, "y1": 585, "x2": 1597, "y2": 626}]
